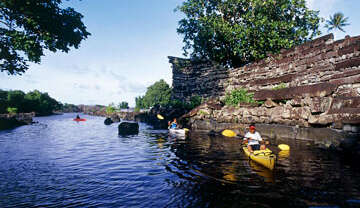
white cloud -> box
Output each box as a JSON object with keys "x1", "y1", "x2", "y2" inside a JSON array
[{"x1": 307, "y1": 0, "x2": 339, "y2": 18}]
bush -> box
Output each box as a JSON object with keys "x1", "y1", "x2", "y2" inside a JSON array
[
  {"x1": 169, "y1": 95, "x2": 203, "y2": 110},
  {"x1": 273, "y1": 83, "x2": 287, "y2": 90},
  {"x1": 106, "y1": 105, "x2": 116, "y2": 115},
  {"x1": 224, "y1": 88, "x2": 256, "y2": 106},
  {"x1": 7, "y1": 107, "x2": 17, "y2": 114}
]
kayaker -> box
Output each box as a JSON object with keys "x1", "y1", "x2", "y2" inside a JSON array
[
  {"x1": 168, "y1": 118, "x2": 178, "y2": 129},
  {"x1": 243, "y1": 124, "x2": 267, "y2": 152},
  {"x1": 76, "y1": 114, "x2": 80, "y2": 119}
]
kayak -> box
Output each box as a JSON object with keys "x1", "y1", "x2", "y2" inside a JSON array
[
  {"x1": 242, "y1": 146, "x2": 276, "y2": 170},
  {"x1": 73, "y1": 118, "x2": 86, "y2": 122},
  {"x1": 169, "y1": 128, "x2": 189, "y2": 138}
]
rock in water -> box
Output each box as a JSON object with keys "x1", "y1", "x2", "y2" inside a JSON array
[
  {"x1": 104, "y1": 117, "x2": 113, "y2": 125},
  {"x1": 118, "y1": 122, "x2": 139, "y2": 135}
]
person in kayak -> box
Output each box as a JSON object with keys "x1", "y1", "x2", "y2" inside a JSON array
[
  {"x1": 243, "y1": 124, "x2": 267, "y2": 152},
  {"x1": 168, "y1": 118, "x2": 178, "y2": 129},
  {"x1": 76, "y1": 114, "x2": 80, "y2": 119}
]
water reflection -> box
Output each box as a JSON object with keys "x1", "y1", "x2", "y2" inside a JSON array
[
  {"x1": 167, "y1": 132, "x2": 360, "y2": 207},
  {"x1": 0, "y1": 114, "x2": 359, "y2": 208}
]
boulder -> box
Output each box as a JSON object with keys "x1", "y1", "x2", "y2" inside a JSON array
[
  {"x1": 104, "y1": 117, "x2": 113, "y2": 125},
  {"x1": 264, "y1": 98, "x2": 279, "y2": 108},
  {"x1": 118, "y1": 122, "x2": 139, "y2": 135}
]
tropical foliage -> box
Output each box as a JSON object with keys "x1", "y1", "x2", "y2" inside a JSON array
[
  {"x1": 0, "y1": 0, "x2": 90, "y2": 75},
  {"x1": 135, "y1": 79, "x2": 172, "y2": 109},
  {"x1": 224, "y1": 88, "x2": 256, "y2": 106},
  {"x1": 177, "y1": 0, "x2": 321, "y2": 67},
  {"x1": 7, "y1": 107, "x2": 17, "y2": 114},
  {"x1": 106, "y1": 103, "x2": 116, "y2": 115},
  {"x1": 118, "y1": 102, "x2": 129, "y2": 109},
  {"x1": 325, "y1": 12, "x2": 350, "y2": 33},
  {"x1": 272, "y1": 83, "x2": 287, "y2": 90},
  {"x1": 0, "y1": 89, "x2": 61, "y2": 115},
  {"x1": 135, "y1": 80, "x2": 203, "y2": 110}
]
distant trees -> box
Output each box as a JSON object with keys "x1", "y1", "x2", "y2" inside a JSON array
[
  {"x1": 106, "y1": 103, "x2": 116, "y2": 115},
  {"x1": 118, "y1": 102, "x2": 129, "y2": 109},
  {"x1": 177, "y1": 0, "x2": 322, "y2": 67},
  {"x1": 134, "y1": 79, "x2": 203, "y2": 111},
  {"x1": 0, "y1": 89, "x2": 61, "y2": 115},
  {"x1": 0, "y1": 0, "x2": 90, "y2": 75},
  {"x1": 325, "y1": 12, "x2": 350, "y2": 33},
  {"x1": 135, "y1": 79, "x2": 172, "y2": 109}
]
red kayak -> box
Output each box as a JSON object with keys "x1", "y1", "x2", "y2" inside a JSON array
[{"x1": 73, "y1": 118, "x2": 86, "y2": 121}]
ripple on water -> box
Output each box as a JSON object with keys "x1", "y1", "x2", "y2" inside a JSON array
[{"x1": 0, "y1": 114, "x2": 360, "y2": 208}]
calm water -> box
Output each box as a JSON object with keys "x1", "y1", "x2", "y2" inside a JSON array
[{"x1": 0, "y1": 113, "x2": 360, "y2": 208}]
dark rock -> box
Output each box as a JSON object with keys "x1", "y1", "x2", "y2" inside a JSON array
[
  {"x1": 328, "y1": 97, "x2": 360, "y2": 114},
  {"x1": 118, "y1": 122, "x2": 139, "y2": 135},
  {"x1": 253, "y1": 83, "x2": 337, "y2": 101},
  {"x1": 335, "y1": 57, "x2": 360, "y2": 70},
  {"x1": 250, "y1": 74, "x2": 295, "y2": 85},
  {"x1": 104, "y1": 117, "x2": 113, "y2": 125}
]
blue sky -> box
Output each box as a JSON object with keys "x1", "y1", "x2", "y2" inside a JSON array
[{"x1": 1, "y1": 0, "x2": 359, "y2": 107}]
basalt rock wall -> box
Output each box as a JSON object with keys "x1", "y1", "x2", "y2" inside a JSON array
[{"x1": 170, "y1": 34, "x2": 360, "y2": 150}]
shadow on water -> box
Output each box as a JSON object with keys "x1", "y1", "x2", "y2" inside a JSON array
[{"x1": 164, "y1": 132, "x2": 360, "y2": 208}]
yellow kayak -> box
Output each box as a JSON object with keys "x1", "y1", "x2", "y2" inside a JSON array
[{"x1": 242, "y1": 147, "x2": 276, "y2": 170}]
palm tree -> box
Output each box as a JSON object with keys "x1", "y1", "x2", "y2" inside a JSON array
[{"x1": 325, "y1": 12, "x2": 350, "y2": 33}]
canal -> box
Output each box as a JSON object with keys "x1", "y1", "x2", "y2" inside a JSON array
[{"x1": 0, "y1": 113, "x2": 359, "y2": 207}]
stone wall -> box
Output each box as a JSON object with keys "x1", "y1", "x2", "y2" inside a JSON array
[
  {"x1": 170, "y1": 34, "x2": 360, "y2": 130},
  {"x1": 170, "y1": 34, "x2": 360, "y2": 150},
  {"x1": 171, "y1": 34, "x2": 360, "y2": 101}
]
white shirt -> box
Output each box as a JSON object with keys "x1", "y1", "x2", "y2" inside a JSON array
[{"x1": 244, "y1": 131, "x2": 262, "y2": 145}]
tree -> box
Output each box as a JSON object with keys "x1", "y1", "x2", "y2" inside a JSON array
[
  {"x1": 177, "y1": 0, "x2": 321, "y2": 67},
  {"x1": 325, "y1": 12, "x2": 350, "y2": 33},
  {"x1": 135, "y1": 79, "x2": 172, "y2": 109},
  {"x1": 106, "y1": 104, "x2": 116, "y2": 115},
  {"x1": 118, "y1": 101, "x2": 129, "y2": 109},
  {"x1": 7, "y1": 90, "x2": 25, "y2": 111},
  {"x1": 0, "y1": 0, "x2": 90, "y2": 75},
  {"x1": 0, "y1": 90, "x2": 8, "y2": 113}
]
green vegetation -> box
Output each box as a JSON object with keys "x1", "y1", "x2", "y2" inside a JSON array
[
  {"x1": 118, "y1": 102, "x2": 129, "y2": 109},
  {"x1": 135, "y1": 79, "x2": 172, "y2": 109},
  {"x1": 224, "y1": 88, "x2": 256, "y2": 106},
  {"x1": 0, "y1": 0, "x2": 90, "y2": 75},
  {"x1": 0, "y1": 89, "x2": 61, "y2": 115},
  {"x1": 106, "y1": 104, "x2": 116, "y2": 115},
  {"x1": 170, "y1": 95, "x2": 203, "y2": 110},
  {"x1": 7, "y1": 107, "x2": 17, "y2": 114},
  {"x1": 325, "y1": 12, "x2": 350, "y2": 33},
  {"x1": 135, "y1": 79, "x2": 203, "y2": 110},
  {"x1": 273, "y1": 83, "x2": 287, "y2": 90},
  {"x1": 198, "y1": 110, "x2": 209, "y2": 116},
  {"x1": 177, "y1": 0, "x2": 321, "y2": 67}
]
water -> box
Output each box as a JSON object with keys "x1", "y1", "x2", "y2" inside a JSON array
[{"x1": 0, "y1": 113, "x2": 359, "y2": 208}]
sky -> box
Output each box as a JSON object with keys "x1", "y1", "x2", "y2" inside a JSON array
[{"x1": 1, "y1": 0, "x2": 360, "y2": 107}]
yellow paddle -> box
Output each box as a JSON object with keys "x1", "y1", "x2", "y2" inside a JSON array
[
  {"x1": 278, "y1": 144, "x2": 290, "y2": 151},
  {"x1": 156, "y1": 114, "x2": 164, "y2": 120},
  {"x1": 221, "y1": 129, "x2": 237, "y2": 137},
  {"x1": 221, "y1": 129, "x2": 290, "y2": 150}
]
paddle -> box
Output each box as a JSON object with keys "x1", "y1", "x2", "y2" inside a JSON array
[
  {"x1": 221, "y1": 129, "x2": 290, "y2": 150},
  {"x1": 157, "y1": 114, "x2": 164, "y2": 120}
]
